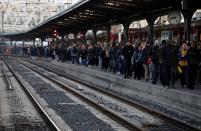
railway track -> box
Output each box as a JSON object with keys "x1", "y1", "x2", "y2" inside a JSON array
[
  {"x1": 2, "y1": 60, "x2": 61, "y2": 131},
  {"x1": 0, "y1": 61, "x2": 13, "y2": 90},
  {"x1": 11, "y1": 58, "x2": 201, "y2": 131}
]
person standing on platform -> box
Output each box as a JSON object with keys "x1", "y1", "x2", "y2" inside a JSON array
[
  {"x1": 66, "y1": 46, "x2": 71, "y2": 64},
  {"x1": 142, "y1": 42, "x2": 152, "y2": 82},
  {"x1": 150, "y1": 40, "x2": 160, "y2": 84},
  {"x1": 71, "y1": 44, "x2": 78, "y2": 64},
  {"x1": 80, "y1": 44, "x2": 88, "y2": 66},
  {"x1": 116, "y1": 45, "x2": 124, "y2": 75},
  {"x1": 55, "y1": 45, "x2": 60, "y2": 61},
  {"x1": 122, "y1": 41, "x2": 134, "y2": 78},
  {"x1": 186, "y1": 42, "x2": 199, "y2": 90},
  {"x1": 133, "y1": 43, "x2": 143, "y2": 80},
  {"x1": 158, "y1": 40, "x2": 167, "y2": 87},
  {"x1": 159, "y1": 40, "x2": 177, "y2": 88},
  {"x1": 95, "y1": 43, "x2": 103, "y2": 68},
  {"x1": 102, "y1": 45, "x2": 110, "y2": 70},
  {"x1": 87, "y1": 44, "x2": 95, "y2": 66},
  {"x1": 197, "y1": 42, "x2": 201, "y2": 86},
  {"x1": 109, "y1": 43, "x2": 117, "y2": 73},
  {"x1": 178, "y1": 41, "x2": 188, "y2": 88}
]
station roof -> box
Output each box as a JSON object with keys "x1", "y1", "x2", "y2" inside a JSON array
[{"x1": 4, "y1": 0, "x2": 184, "y2": 40}]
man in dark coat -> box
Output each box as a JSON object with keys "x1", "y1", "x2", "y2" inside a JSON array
[
  {"x1": 159, "y1": 40, "x2": 177, "y2": 88},
  {"x1": 122, "y1": 41, "x2": 134, "y2": 78},
  {"x1": 187, "y1": 42, "x2": 199, "y2": 89}
]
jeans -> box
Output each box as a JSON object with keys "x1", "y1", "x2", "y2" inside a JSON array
[
  {"x1": 143, "y1": 64, "x2": 149, "y2": 80},
  {"x1": 81, "y1": 58, "x2": 87, "y2": 65},
  {"x1": 124, "y1": 60, "x2": 132, "y2": 77},
  {"x1": 98, "y1": 57, "x2": 102, "y2": 69},
  {"x1": 150, "y1": 62, "x2": 158, "y2": 83},
  {"x1": 134, "y1": 62, "x2": 143, "y2": 80},
  {"x1": 71, "y1": 56, "x2": 77, "y2": 64},
  {"x1": 110, "y1": 59, "x2": 116, "y2": 73}
]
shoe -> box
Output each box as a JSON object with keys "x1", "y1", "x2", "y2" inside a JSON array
[
  {"x1": 167, "y1": 84, "x2": 170, "y2": 89},
  {"x1": 171, "y1": 84, "x2": 175, "y2": 89},
  {"x1": 134, "y1": 76, "x2": 137, "y2": 79},
  {"x1": 188, "y1": 86, "x2": 194, "y2": 90}
]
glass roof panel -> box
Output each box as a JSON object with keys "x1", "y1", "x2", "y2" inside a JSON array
[{"x1": 0, "y1": 0, "x2": 77, "y2": 34}]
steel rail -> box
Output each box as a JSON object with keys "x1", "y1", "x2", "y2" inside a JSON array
[
  {"x1": 17, "y1": 60, "x2": 143, "y2": 131},
  {"x1": 4, "y1": 61, "x2": 61, "y2": 131},
  {"x1": 1, "y1": 62, "x2": 13, "y2": 90},
  {"x1": 20, "y1": 58, "x2": 201, "y2": 131}
]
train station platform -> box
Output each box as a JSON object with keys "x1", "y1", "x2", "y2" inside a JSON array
[{"x1": 20, "y1": 57, "x2": 201, "y2": 119}]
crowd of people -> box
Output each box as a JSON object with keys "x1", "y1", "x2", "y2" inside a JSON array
[{"x1": 23, "y1": 39, "x2": 201, "y2": 90}]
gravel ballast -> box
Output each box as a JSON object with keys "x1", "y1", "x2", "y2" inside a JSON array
[{"x1": 6, "y1": 60, "x2": 117, "y2": 131}]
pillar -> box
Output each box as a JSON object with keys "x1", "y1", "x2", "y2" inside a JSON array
[
  {"x1": 74, "y1": 32, "x2": 78, "y2": 42},
  {"x1": 22, "y1": 41, "x2": 25, "y2": 48},
  {"x1": 10, "y1": 40, "x2": 12, "y2": 46},
  {"x1": 107, "y1": 25, "x2": 111, "y2": 43},
  {"x1": 146, "y1": 16, "x2": 156, "y2": 44},
  {"x1": 182, "y1": 9, "x2": 196, "y2": 43},
  {"x1": 40, "y1": 38, "x2": 44, "y2": 46},
  {"x1": 33, "y1": 39, "x2": 35, "y2": 46},
  {"x1": 92, "y1": 28, "x2": 97, "y2": 45},
  {"x1": 14, "y1": 42, "x2": 16, "y2": 54},
  {"x1": 81, "y1": 30, "x2": 87, "y2": 44},
  {"x1": 122, "y1": 23, "x2": 129, "y2": 43}
]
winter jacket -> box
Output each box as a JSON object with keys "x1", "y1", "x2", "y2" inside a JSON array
[
  {"x1": 160, "y1": 43, "x2": 177, "y2": 66},
  {"x1": 122, "y1": 44, "x2": 134, "y2": 61}
]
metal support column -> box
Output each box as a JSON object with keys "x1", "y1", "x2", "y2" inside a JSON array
[
  {"x1": 92, "y1": 29, "x2": 97, "y2": 45},
  {"x1": 10, "y1": 40, "x2": 12, "y2": 46},
  {"x1": 182, "y1": 9, "x2": 196, "y2": 43},
  {"x1": 122, "y1": 23, "x2": 129, "y2": 43},
  {"x1": 14, "y1": 42, "x2": 16, "y2": 54},
  {"x1": 82, "y1": 30, "x2": 87, "y2": 44},
  {"x1": 146, "y1": 16, "x2": 156, "y2": 44},
  {"x1": 22, "y1": 41, "x2": 25, "y2": 48},
  {"x1": 107, "y1": 25, "x2": 111, "y2": 43},
  {"x1": 74, "y1": 32, "x2": 78, "y2": 42},
  {"x1": 40, "y1": 38, "x2": 43, "y2": 46},
  {"x1": 33, "y1": 40, "x2": 35, "y2": 46}
]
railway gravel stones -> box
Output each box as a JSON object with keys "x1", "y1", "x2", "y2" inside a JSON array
[
  {"x1": 0, "y1": 62, "x2": 50, "y2": 131},
  {"x1": 7, "y1": 60, "x2": 117, "y2": 131}
]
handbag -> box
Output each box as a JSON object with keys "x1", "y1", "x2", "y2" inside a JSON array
[
  {"x1": 177, "y1": 66, "x2": 182, "y2": 74},
  {"x1": 147, "y1": 57, "x2": 152, "y2": 65}
]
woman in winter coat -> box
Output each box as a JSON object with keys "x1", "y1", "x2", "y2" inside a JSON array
[{"x1": 133, "y1": 44, "x2": 143, "y2": 80}]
